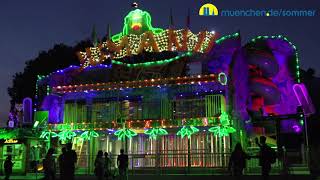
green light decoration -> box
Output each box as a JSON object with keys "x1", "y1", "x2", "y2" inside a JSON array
[
  {"x1": 112, "y1": 51, "x2": 192, "y2": 67},
  {"x1": 218, "y1": 72, "x2": 227, "y2": 85},
  {"x1": 39, "y1": 131, "x2": 57, "y2": 140},
  {"x1": 114, "y1": 128, "x2": 137, "y2": 141},
  {"x1": 209, "y1": 126, "x2": 236, "y2": 137},
  {"x1": 144, "y1": 128, "x2": 168, "y2": 139},
  {"x1": 215, "y1": 32, "x2": 239, "y2": 44},
  {"x1": 80, "y1": 130, "x2": 99, "y2": 141},
  {"x1": 53, "y1": 130, "x2": 76, "y2": 141},
  {"x1": 208, "y1": 112, "x2": 236, "y2": 137},
  {"x1": 112, "y1": 9, "x2": 163, "y2": 41},
  {"x1": 0, "y1": 129, "x2": 18, "y2": 140},
  {"x1": 219, "y1": 112, "x2": 230, "y2": 126},
  {"x1": 176, "y1": 126, "x2": 199, "y2": 139},
  {"x1": 250, "y1": 35, "x2": 300, "y2": 83}
]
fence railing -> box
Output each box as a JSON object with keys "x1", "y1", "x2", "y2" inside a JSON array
[{"x1": 69, "y1": 151, "x2": 283, "y2": 175}]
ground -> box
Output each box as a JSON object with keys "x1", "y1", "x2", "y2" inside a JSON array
[{"x1": 0, "y1": 174, "x2": 315, "y2": 180}]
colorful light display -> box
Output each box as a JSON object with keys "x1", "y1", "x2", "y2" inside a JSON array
[
  {"x1": 114, "y1": 128, "x2": 137, "y2": 141},
  {"x1": 52, "y1": 74, "x2": 220, "y2": 94},
  {"x1": 176, "y1": 126, "x2": 199, "y2": 139},
  {"x1": 144, "y1": 128, "x2": 168, "y2": 139},
  {"x1": 208, "y1": 112, "x2": 236, "y2": 137},
  {"x1": 111, "y1": 51, "x2": 192, "y2": 67},
  {"x1": 80, "y1": 130, "x2": 99, "y2": 140},
  {"x1": 77, "y1": 9, "x2": 218, "y2": 69},
  {"x1": 250, "y1": 35, "x2": 300, "y2": 83},
  {"x1": 53, "y1": 130, "x2": 76, "y2": 141},
  {"x1": 39, "y1": 130, "x2": 57, "y2": 140}
]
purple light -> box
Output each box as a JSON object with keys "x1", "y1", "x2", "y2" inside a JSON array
[{"x1": 292, "y1": 125, "x2": 302, "y2": 133}]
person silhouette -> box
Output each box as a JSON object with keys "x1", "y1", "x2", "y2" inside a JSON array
[
  {"x1": 43, "y1": 148, "x2": 56, "y2": 180},
  {"x1": 95, "y1": 150, "x2": 104, "y2": 180},
  {"x1": 255, "y1": 136, "x2": 276, "y2": 180},
  {"x1": 228, "y1": 143, "x2": 250, "y2": 177},
  {"x1": 104, "y1": 152, "x2": 111, "y2": 180},
  {"x1": 4, "y1": 155, "x2": 14, "y2": 180},
  {"x1": 65, "y1": 143, "x2": 77, "y2": 180},
  {"x1": 58, "y1": 147, "x2": 67, "y2": 180},
  {"x1": 117, "y1": 149, "x2": 128, "y2": 180}
]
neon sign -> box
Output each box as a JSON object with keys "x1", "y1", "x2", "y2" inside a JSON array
[{"x1": 4, "y1": 139, "x2": 18, "y2": 144}]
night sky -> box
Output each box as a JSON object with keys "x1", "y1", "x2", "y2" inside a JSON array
[{"x1": 0, "y1": 0, "x2": 319, "y2": 125}]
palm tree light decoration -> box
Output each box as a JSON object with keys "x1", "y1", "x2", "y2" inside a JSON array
[
  {"x1": 209, "y1": 112, "x2": 236, "y2": 137},
  {"x1": 176, "y1": 126, "x2": 199, "y2": 139},
  {"x1": 54, "y1": 130, "x2": 77, "y2": 141},
  {"x1": 144, "y1": 128, "x2": 168, "y2": 139},
  {"x1": 39, "y1": 131, "x2": 57, "y2": 140},
  {"x1": 114, "y1": 128, "x2": 137, "y2": 141},
  {"x1": 80, "y1": 130, "x2": 99, "y2": 140}
]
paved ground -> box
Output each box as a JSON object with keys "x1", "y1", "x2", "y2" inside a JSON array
[{"x1": 0, "y1": 174, "x2": 316, "y2": 180}]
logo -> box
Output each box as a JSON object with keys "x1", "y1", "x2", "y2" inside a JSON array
[{"x1": 199, "y1": 3, "x2": 219, "y2": 16}]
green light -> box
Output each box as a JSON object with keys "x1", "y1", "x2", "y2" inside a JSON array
[
  {"x1": 112, "y1": 9, "x2": 163, "y2": 41},
  {"x1": 112, "y1": 52, "x2": 192, "y2": 68},
  {"x1": 53, "y1": 130, "x2": 76, "y2": 141},
  {"x1": 0, "y1": 129, "x2": 19, "y2": 140},
  {"x1": 215, "y1": 32, "x2": 239, "y2": 45},
  {"x1": 176, "y1": 126, "x2": 199, "y2": 139},
  {"x1": 144, "y1": 128, "x2": 168, "y2": 139},
  {"x1": 40, "y1": 131, "x2": 57, "y2": 140},
  {"x1": 80, "y1": 130, "x2": 99, "y2": 140},
  {"x1": 33, "y1": 121, "x2": 39, "y2": 128},
  {"x1": 209, "y1": 126, "x2": 236, "y2": 137},
  {"x1": 208, "y1": 112, "x2": 236, "y2": 137},
  {"x1": 114, "y1": 128, "x2": 137, "y2": 141},
  {"x1": 218, "y1": 72, "x2": 227, "y2": 85},
  {"x1": 299, "y1": 119, "x2": 304, "y2": 125},
  {"x1": 219, "y1": 112, "x2": 230, "y2": 126}
]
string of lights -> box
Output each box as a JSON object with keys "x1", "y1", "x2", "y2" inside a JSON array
[{"x1": 52, "y1": 74, "x2": 226, "y2": 94}]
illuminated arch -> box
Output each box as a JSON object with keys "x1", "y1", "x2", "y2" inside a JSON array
[{"x1": 199, "y1": 3, "x2": 219, "y2": 16}]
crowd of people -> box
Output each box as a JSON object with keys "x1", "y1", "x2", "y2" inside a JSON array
[{"x1": 2, "y1": 136, "x2": 276, "y2": 180}]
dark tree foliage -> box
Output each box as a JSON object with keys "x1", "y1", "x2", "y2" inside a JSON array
[{"x1": 7, "y1": 40, "x2": 92, "y2": 110}]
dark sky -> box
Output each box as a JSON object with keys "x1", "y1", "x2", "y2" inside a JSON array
[{"x1": 0, "y1": 0, "x2": 319, "y2": 125}]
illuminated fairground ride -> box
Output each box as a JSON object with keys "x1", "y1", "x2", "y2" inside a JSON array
[{"x1": 34, "y1": 7, "x2": 313, "y2": 173}]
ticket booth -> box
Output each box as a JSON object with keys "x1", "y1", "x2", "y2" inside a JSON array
[{"x1": 0, "y1": 139, "x2": 26, "y2": 175}]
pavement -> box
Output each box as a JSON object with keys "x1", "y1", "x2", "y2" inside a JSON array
[{"x1": 0, "y1": 174, "x2": 316, "y2": 180}]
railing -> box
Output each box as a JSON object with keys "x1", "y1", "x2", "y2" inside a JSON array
[{"x1": 68, "y1": 151, "x2": 283, "y2": 175}]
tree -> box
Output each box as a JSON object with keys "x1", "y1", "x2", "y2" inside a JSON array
[{"x1": 7, "y1": 40, "x2": 92, "y2": 111}]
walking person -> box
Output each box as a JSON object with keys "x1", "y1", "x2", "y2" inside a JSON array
[
  {"x1": 117, "y1": 149, "x2": 128, "y2": 180},
  {"x1": 65, "y1": 143, "x2": 77, "y2": 180},
  {"x1": 95, "y1": 151, "x2": 105, "y2": 180},
  {"x1": 43, "y1": 148, "x2": 56, "y2": 180},
  {"x1": 58, "y1": 147, "x2": 67, "y2": 180},
  {"x1": 255, "y1": 136, "x2": 277, "y2": 180},
  {"x1": 104, "y1": 152, "x2": 111, "y2": 180},
  {"x1": 228, "y1": 143, "x2": 250, "y2": 177},
  {"x1": 4, "y1": 155, "x2": 14, "y2": 180}
]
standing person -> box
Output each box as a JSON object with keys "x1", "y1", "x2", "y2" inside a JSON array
[
  {"x1": 228, "y1": 143, "x2": 250, "y2": 177},
  {"x1": 4, "y1": 155, "x2": 14, "y2": 180},
  {"x1": 58, "y1": 147, "x2": 67, "y2": 180},
  {"x1": 65, "y1": 143, "x2": 77, "y2": 180},
  {"x1": 255, "y1": 136, "x2": 276, "y2": 180},
  {"x1": 94, "y1": 151, "x2": 105, "y2": 180},
  {"x1": 104, "y1": 152, "x2": 111, "y2": 180},
  {"x1": 43, "y1": 148, "x2": 56, "y2": 180},
  {"x1": 117, "y1": 149, "x2": 128, "y2": 180}
]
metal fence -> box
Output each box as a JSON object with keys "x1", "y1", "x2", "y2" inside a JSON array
[{"x1": 71, "y1": 151, "x2": 283, "y2": 175}]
